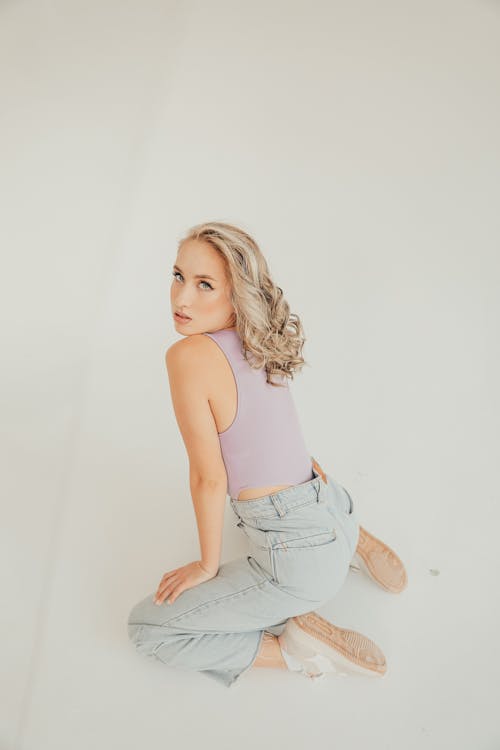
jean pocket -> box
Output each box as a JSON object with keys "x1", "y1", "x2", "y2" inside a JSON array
[
  {"x1": 272, "y1": 529, "x2": 337, "y2": 549},
  {"x1": 270, "y1": 529, "x2": 338, "y2": 602}
]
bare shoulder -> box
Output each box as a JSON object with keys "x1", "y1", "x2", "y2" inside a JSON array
[
  {"x1": 165, "y1": 333, "x2": 210, "y2": 366},
  {"x1": 164, "y1": 335, "x2": 227, "y2": 484},
  {"x1": 165, "y1": 335, "x2": 220, "y2": 390}
]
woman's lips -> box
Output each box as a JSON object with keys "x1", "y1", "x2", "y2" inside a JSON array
[{"x1": 174, "y1": 312, "x2": 192, "y2": 323}]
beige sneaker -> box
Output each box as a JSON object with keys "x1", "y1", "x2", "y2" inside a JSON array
[
  {"x1": 350, "y1": 526, "x2": 408, "y2": 594},
  {"x1": 277, "y1": 611, "x2": 387, "y2": 680}
]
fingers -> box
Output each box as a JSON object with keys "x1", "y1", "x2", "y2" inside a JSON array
[
  {"x1": 163, "y1": 585, "x2": 182, "y2": 605},
  {"x1": 158, "y1": 569, "x2": 179, "y2": 590},
  {"x1": 154, "y1": 583, "x2": 182, "y2": 605},
  {"x1": 154, "y1": 573, "x2": 180, "y2": 605}
]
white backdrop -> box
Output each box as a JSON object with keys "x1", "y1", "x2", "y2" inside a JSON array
[{"x1": 1, "y1": 1, "x2": 499, "y2": 748}]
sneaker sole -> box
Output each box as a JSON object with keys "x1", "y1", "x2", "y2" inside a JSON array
[
  {"x1": 283, "y1": 611, "x2": 387, "y2": 678},
  {"x1": 355, "y1": 528, "x2": 408, "y2": 593}
]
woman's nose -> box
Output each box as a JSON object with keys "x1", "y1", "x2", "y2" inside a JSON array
[{"x1": 173, "y1": 289, "x2": 194, "y2": 306}]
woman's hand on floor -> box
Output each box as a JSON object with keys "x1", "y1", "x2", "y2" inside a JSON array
[{"x1": 154, "y1": 560, "x2": 217, "y2": 605}]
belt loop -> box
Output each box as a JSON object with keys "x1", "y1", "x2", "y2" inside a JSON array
[{"x1": 270, "y1": 494, "x2": 286, "y2": 518}]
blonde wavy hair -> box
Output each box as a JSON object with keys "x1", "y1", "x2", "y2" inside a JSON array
[{"x1": 177, "y1": 221, "x2": 309, "y2": 386}]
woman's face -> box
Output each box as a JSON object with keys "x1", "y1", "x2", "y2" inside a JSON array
[{"x1": 170, "y1": 238, "x2": 236, "y2": 335}]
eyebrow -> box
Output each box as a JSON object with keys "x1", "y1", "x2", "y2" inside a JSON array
[{"x1": 173, "y1": 264, "x2": 217, "y2": 281}]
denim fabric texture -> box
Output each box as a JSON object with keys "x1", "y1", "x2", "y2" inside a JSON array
[{"x1": 127, "y1": 457, "x2": 360, "y2": 687}]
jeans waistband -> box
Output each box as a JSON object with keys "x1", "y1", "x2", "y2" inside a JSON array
[{"x1": 229, "y1": 456, "x2": 328, "y2": 521}]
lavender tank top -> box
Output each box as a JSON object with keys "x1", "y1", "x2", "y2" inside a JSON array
[{"x1": 202, "y1": 328, "x2": 313, "y2": 499}]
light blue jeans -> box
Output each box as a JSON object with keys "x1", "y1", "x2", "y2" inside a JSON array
[{"x1": 127, "y1": 457, "x2": 360, "y2": 687}]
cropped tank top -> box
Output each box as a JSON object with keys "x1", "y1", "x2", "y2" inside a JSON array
[{"x1": 202, "y1": 328, "x2": 313, "y2": 499}]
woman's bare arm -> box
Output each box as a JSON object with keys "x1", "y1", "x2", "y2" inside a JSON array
[{"x1": 165, "y1": 336, "x2": 228, "y2": 573}]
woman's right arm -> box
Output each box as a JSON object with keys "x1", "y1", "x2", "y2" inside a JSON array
[{"x1": 165, "y1": 337, "x2": 228, "y2": 573}]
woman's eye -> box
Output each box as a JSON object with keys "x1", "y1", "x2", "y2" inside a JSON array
[{"x1": 171, "y1": 271, "x2": 212, "y2": 290}]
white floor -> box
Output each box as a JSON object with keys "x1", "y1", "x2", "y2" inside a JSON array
[{"x1": 2, "y1": 2, "x2": 499, "y2": 749}]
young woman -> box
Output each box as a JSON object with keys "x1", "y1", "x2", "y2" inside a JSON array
[{"x1": 127, "y1": 221, "x2": 407, "y2": 687}]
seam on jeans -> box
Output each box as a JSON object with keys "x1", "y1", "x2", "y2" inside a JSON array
[
  {"x1": 140, "y1": 568, "x2": 327, "y2": 632},
  {"x1": 268, "y1": 545, "x2": 326, "y2": 601},
  {"x1": 271, "y1": 575, "x2": 330, "y2": 604},
  {"x1": 270, "y1": 547, "x2": 277, "y2": 582},
  {"x1": 230, "y1": 629, "x2": 266, "y2": 687},
  {"x1": 269, "y1": 529, "x2": 336, "y2": 548},
  {"x1": 251, "y1": 497, "x2": 318, "y2": 522},
  {"x1": 161, "y1": 577, "x2": 272, "y2": 626}
]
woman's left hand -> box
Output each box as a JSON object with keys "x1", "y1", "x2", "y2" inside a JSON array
[{"x1": 154, "y1": 560, "x2": 217, "y2": 605}]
